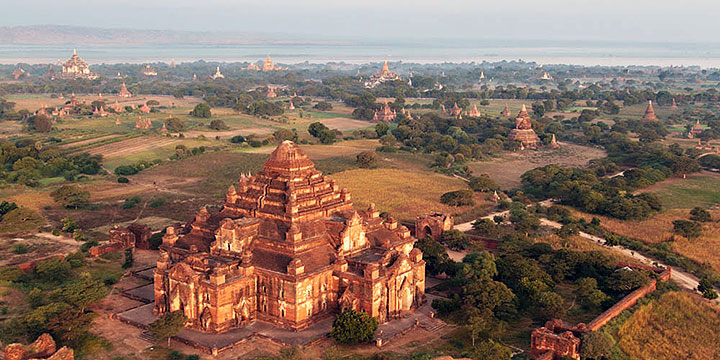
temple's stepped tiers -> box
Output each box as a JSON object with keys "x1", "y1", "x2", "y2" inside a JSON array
[{"x1": 151, "y1": 141, "x2": 426, "y2": 333}]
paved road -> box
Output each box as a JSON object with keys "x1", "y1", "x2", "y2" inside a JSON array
[{"x1": 539, "y1": 218, "x2": 715, "y2": 302}]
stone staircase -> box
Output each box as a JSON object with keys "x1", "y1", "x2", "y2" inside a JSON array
[{"x1": 419, "y1": 317, "x2": 446, "y2": 332}]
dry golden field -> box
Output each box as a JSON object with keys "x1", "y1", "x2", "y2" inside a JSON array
[
  {"x1": 469, "y1": 143, "x2": 606, "y2": 189},
  {"x1": 618, "y1": 291, "x2": 720, "y2": 360},
  {"x1": 573, "y1": 208, "x2": 720, "y2": 273},
  {"x1": 328, "y1": 168, "x2": 486, "y2": 222},
  {"x1": 537, "y1": 233, "x2": 642, "y2": 265}
]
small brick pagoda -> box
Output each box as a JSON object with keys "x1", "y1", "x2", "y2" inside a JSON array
[
  {"x1": 642, "y1": 100, "x2": 658, "y2": 121},
  {"x1": 508, "y1": 104, "x2": 540, "y2": 148},
  {"x1": 152, "y1": 141, "x2": 425, "y2": 332}
]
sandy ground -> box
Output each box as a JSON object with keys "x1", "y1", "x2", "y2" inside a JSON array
[{"x1": 81, "y1": 136, "x2": 179, "y2": 158}]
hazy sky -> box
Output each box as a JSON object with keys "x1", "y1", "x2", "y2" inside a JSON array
[{"x1": 2, "y1": 0, "x2": 719, "y2": 43}]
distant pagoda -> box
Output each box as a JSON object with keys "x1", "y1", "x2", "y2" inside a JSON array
[
  {"x1": 373, "y1": 101, "x2": 397, "y2": 122},
  {"x1": 56, "y1": 49, "x2": 98, "y2": 80},
  {"x1": 449, "y1": 103, "x2": 462, "y2": 117},
  {"x1": 501, "y1": 104, "x2": 512, "y2": 117},
  {"x1": 508, "y1": 104, "x2": 540, "y2": 149},
  {"x1": 266, "y1": 87, "x2": 277, "y2": 98},
  {"x1": 642, "y1": 100, "x2": 658, "y2": 121},
  {"x1": 670, "y1": 98, "x2": 678, "y2": 110},
  {"x1": 140, "y1": 103, "x2": 151, "y2": 113},
  {"x1": 262, "y1": 55, "x2": 275, "y2": 71},
  {"x1": 468, "y1": 104, "x2": 481, "y2": 117},
  {"x1": 211, "y1": 66, "x2": 225, "y2": 80},
  {"x1": 142, "y1": 64, "x2": 158, "y2": 76},
  {"x1": 135, "y1": 115, "x2": 152, "y2": 130},
  {"x1": 118, "y1": 80, "x2": 132, "y2": 98},
  {"x1": 688, "y1": 120, "x2": 703, "y2": 138}
]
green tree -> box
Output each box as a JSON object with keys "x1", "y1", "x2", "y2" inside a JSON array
[
  {"x1": 330, "y1": 309, "x2": 378, "y2": 344},
  {"x1": 690, "y1": 207, "x2": 712, "y2": 222},
  {"x1": 375, "y1": 122, "x2": 389, "y2": 137},
  {"x1": 208, "y1": 119, "x2": 228, "y2": 130},
  {"x1": 318, "y1": 129, "x2": 337, "y2": 144},
  {"x1": 469, "y1": 339, "x2": 512, "y2": 360},
  {"x1": 356, "y1": 151, "x2": 378, "y2": 168},
  {"x1": 273, "y1": 129, "x2": 297, "y2": 142},
  {"x1": 308, "y1": 122, "x2": 329, "y2": 138},
  {"x1": 34, "y1": 258, "x2": 71, "y2": 284},
  {"x1": 313, "y1": 101, "x2": 333, "y2": 111},
  {"x1": 672, "y1": 220, "x2": 702, "y2": 239},
  {"x1": 51, "y1": 185, "x2": 90, "y2": 208},
  {"x1": 698, "y1": 276, "x2": 719, "y2": 300},
  {"x1": 575, "y1": 278, "x2": 609, "y2": 309},
  {"x1": 442, "y1": 229, "x2": 470, "y2": 250},
  {"x1": 440, "y1": 190, "x2": 474, "y2": 206},
  {"x1": 190, "y1": 103, "x2": 212, "y2": 118},
  {"x1": 165, "y1": 118, "x2": 186, "y2": 132},
  {"x1": 468, "y1": 174, "x2": 498, "y2": 192},
  {"x1": 148, "y1": 311, "x2": 187, "y2": 347},
  {"x1": 581, "y1": 331, "x2": 615, "y2": 360},
  {"x1": 122, "y1": 248, "x2": 134, "y2": 269},
  {"x1": 415, "y1": 236, "x2": 451, "y2": 276},
  {"x1": 50, "y1": 278, "x2": 107, "y2": 312},
  {"x1": 537, "y1": 291, "x2": 565, "y2": 320}
]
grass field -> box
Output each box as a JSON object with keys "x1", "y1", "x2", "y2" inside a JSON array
[
  {"x1": 328, "y1": 168, "x2": 487, "y2": 222},
  {"x1": 644, "y1": 172, "x2": 720, "y2": 209},
  {"x1": 618, "y1": 291, "x2": 720, "y2": 360}
]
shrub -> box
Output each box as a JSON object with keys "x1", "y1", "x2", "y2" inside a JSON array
[
  {"x1": 165, "y1": 118, "x2": 186, "y2": 132},
  {"x1": 34, "y1": 258, "x2": 71, "y2": 283},
  {"x1": 314, "y1": 101, "x2": 333, "y2": 111},
  {"x1": 356, "y1": 151, "x2": 378, "y2": 168},
  {"x1": 249, "y1": 140, "x2": 262, "y2": 148},
  {"x1": 672, "y1": 220, "x2": 702, "y2": 239},
  {"x1": 209, "y1": 119, "x2": 228, "y2": 130},
  {"x1": 468, "y1": 174, "x2": 498, "y2": 192},
  {"x1": 149, "y1": 198, "x2": 165, "y2": 208},
  {"x1": 690, "y1": 207, "x2": 712, "y2": 222},
  {"x1": 581, "y1": 331, "x2": 615, "y2": 360},
  {"x1": 441, "y1": 229, "x2": 470, "y2": 250},
  {"x1": 440, "y1": 190, "x2": 474, "y2": 206},
  {"x1": 50, "y1": 185, "x2": 90, "y2": 209},
  {"x1": 230, "y1": 135, "x2": 246, "y2": 143},
  {"x1": 330, "y1": 309, "x2": 378, "y2": 344},
  {"x1": 12, "y1": 243, "x2": 29, "y2": 254},
  {"x1": 122, "y1": 196, "x2": 142, "y2": 209},
  {"x1": 117, "y1": 177, "x2": 129, "y2": 183},
  {"x1": 190, "y1": 103, "x2": 212, "y2": 118}
]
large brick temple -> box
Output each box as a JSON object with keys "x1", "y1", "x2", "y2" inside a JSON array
[{"x1": 153, "y1": 141, "x2": 425, "y2": 332}]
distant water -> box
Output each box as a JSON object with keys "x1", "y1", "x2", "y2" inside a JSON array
[{"x1": 3, "y1": 40, "x2": 720, "y2": 67}]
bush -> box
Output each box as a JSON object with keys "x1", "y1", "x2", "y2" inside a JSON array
[
  {"x1": 122, "y1": 196, "x2": 142, "y2": 209},
  {"x1": 442, "y1": 229, "x2": 470, "y2": 250},
  {"x1": 330, "y1": 309, "x2": 378, "y2": 344},
  {"x1": 230, "y1": 135, "x2": 246, "y2": 143},
  {"x1": 314, "y1": 101, "x2": 333, "y2": 111},
  {"x1": 468, "y1": 174, "x2": 498, "y2": 192},
  {"x1": 581, "y1": 331, "x2": 615, "y2": 360},
  {"x1": 50, "y1": 185, "x2": 90, "y2": 209},
  {"x1": 34, "y1": 258, "x2": 71, "y2": 283},
  {"x1": 440, "y1": 190, "x2": 474, "y2": 206},
  {"x1": 12, "y1": 243, "x2": 29, "y2": 254},
  {"x1": 672, "y1": 220, "x2": 702, "y2": 239},
  {"x1": 165, "y1": 118, "x2": 186, "y2": 132},
  {"x1": 249, "y1": 140, "x2": 262, "y2": 148},
  {"x1": 356, "y1": 151, "x2": 378, "y2": 168},
  {"x1": 190, "y1": 103, "x2": 212, "y2": 118},
  {"x1": 149, "y1": 198, "x2": 165, "y2": 208},
  {"x1": 690, "y1": 207, "x2": 712, "y2": 222},
  {"x1": 209, "y1": 119, "x2": 228, "y2": 130},
  {"x1": 273, "y1": 129, "x2": 297, "y2": 142}
]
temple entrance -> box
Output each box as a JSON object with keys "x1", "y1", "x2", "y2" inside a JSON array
[
  {"x1": 423, "y1": 226, "x2": 433, "y2": 240},
  {"x1": 400, "y1": 287, "x2": 413, "y2": 311}
]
